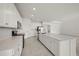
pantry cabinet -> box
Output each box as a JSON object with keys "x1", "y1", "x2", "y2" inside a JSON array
[{"x1": 0, "y1": 3, "x2": 22, "y2": 28}]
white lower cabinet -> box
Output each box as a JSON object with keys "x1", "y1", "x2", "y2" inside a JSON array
[
  {"x1": 13, "y1": 47, "x2": 20, "y2": 56},
  {"x1": 0, "y1": 49, "x2": 14, "y2": 56},
  {"x1": 13, "y1": 47, "x2": 22, "y2": 56},
  {"x1": 0, "y1": 36, "x2": 23, "y2": 56},
  {"x1": 13, "y1": 36, "x2": 23, "y2": 56}
]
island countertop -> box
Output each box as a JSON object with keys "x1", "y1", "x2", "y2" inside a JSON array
[{"x1": 39, "y1": 33, "x2": 77, "y2": 41}]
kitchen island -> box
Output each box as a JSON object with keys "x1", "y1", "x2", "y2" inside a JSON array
[{"x1": 39, "y1": 33, "x2": 76, "y2": 56}]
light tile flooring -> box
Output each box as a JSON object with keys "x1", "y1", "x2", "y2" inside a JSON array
[{"x1": 21, "y1": 36, "x2": 52, "y2": 56}]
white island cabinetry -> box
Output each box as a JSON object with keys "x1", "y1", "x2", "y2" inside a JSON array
[{"x1": 39, "y1": 34, "x2": 76, "y2": 56}]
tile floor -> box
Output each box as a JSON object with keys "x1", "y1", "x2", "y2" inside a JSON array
[{"x1": 21, "y1": 36, "x2": 52, "y2": 56}]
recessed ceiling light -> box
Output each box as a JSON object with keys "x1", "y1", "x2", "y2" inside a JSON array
[
  {"x1": 33, "y1": 8, "x2": 36, "y2": 11},
  {"x1": 31, "y1": 14, "x2": 34, "y2": 16}
]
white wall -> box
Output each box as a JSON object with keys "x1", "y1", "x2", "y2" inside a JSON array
[
  {"x1": 47, "y1": 13, "x2": 79, "y2": 36},
  {"x1": 42, "y1": 22, "x2": 51, "y2": 33},
  {"x1": 49, "y1": 21, "x2": 62, "y2": 34},
  {"x1": 32, "y1": 22, "x2": 41, "y2": 35},
  {"x1": 22, "y1": 18, "x2": 32, "y2": 38},
  {"x1": 22, "y1": 13, "x2": 79, "y2": 38},
  {"x1": 60, "y1": 13, "x2": 79, "y2": 36},
  {"x1": 22, "y1": 18, "x2": 41, "y2": 39},
  {"x1": 21, "y1": 12, "x2": 79, "y2": 39}
]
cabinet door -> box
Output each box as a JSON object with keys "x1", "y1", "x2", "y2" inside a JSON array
[
  {"x1": 0, "y1": 3, "x2": 18, "y2": 28},
  {"x1": 0, "y1": 4, "x2": 5, "y2": 26},
  {"x1": 4, "y1": 4, "x2": 17, "y2": 28},
  {"x1": 0, "y1": 12, "x2": 4, "y2": 26},
  {"x1": 17, "y1": 36, "x2": 22, "y2": 56},
  {"x1": 4, "y1": 11, "x2": 17, "y2": 28}
]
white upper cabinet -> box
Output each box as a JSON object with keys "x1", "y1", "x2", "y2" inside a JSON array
[{"x1": 0, "y1": 3, "x2": 22, "y2": 28}]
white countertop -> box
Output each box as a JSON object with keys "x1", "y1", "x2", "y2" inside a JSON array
[{"x1": 41, "y1": 33, "x2": 76, "y2": 41}]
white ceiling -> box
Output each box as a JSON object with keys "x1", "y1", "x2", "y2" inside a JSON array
[{"x1": 15, "y1": 3, "x2": 79, "y2": 22}]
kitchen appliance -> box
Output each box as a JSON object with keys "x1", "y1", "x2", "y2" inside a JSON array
[
  {"x1": 12, "y1": 30, "x2": 17, "y2": 36},
  {"x1": 36, "y1": 26, "x2": 46, "y2": 34}
]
